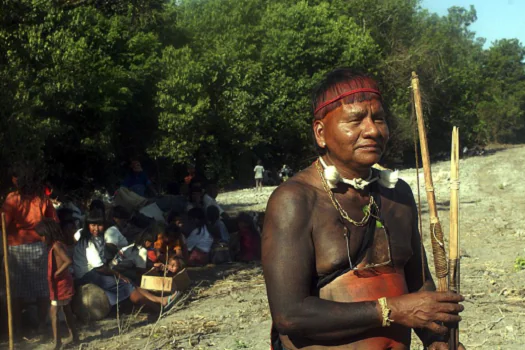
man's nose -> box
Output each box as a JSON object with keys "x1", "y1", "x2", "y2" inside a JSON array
[{"x1": 361, "y1": 115, "x2": 380, "y2": 138}]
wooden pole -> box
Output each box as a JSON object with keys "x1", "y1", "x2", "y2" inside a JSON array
[
  {"x1": 411, "y1": 72, "x2": 448, "y2": 292},
  {"x1": 2, "y1": 213, "x2": 14, "y2": 350},
  {"x1": 448, "y1": 126, "x2": 460, "y2": 350}
]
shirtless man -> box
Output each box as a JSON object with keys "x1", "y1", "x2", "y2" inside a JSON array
[{"x1": 262, "y1": 69, "x2": 465, "y2": 350}]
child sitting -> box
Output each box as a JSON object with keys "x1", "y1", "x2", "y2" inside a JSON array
[
  {"x1": 153, "y1": 224, "x2": 187, "y2": 274},
  {"x1": 111, "y1": 228, "x2": 158, "y2": 284},
  {"x1": 167, "y1": 210, "x2": 185, "y2": 230},
  {"x1": 36, "y1": 219, "x2": 79, "y2": 350},
  {"x1": 207, "y1": 205, "x2": 229, "y2": 243},
  {"x1": 237, "y1": 213, "x2": 261, "y2": 262},
  {"x1": 207, "y1": 205, "x2": 231, "y2": 264},
  {"x1": 186, "y1": 207, "x2": 214, "y2": 266}
]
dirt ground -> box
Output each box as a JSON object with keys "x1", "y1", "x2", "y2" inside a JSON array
[{"x1": 6, "y1": 145, "x2": 525, "y2": 350}]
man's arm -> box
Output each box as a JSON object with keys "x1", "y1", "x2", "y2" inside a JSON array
[
  {"x1": 53, "y1": 243, "x2": 73, "y2": 278},
  {"x1": 262, "y1": 184, "x2": 383, "y2": 340}
]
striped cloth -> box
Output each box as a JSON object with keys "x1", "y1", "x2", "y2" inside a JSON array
[{"x1": 8, "y1": 241, "x2": 49, "y2": 298}]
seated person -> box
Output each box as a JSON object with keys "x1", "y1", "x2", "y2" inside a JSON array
[
  {"x1": 203, "y1": 183, "x2": 228, "y2": 219},
  {"x1": 111, "y1": 229, "x2": 158, "y2": 284},
  {"x1": 154, "y1": 224, "x2": 187, "y2": 274},
  {"x1": 206, "y1": 205, "x2": 229, "y2": 243},
  {"x1": 55, "y1": 196, "x2": 83, "y2": 228},
  {"x1": 73, "y1": 209, "x2": 178, "y2": 312},
  {"x1": 167, "y1": 210, "x2": 186, "y2": 230},
  {"x1": 155, "y1": 224, "x2": 187, "y2": 258},
  {"x1": 73, "y1": 199, "x2": 106, "y2": 242},
  {"x1": 237, "y1": 213, "x2": 261, "y2": 262},
  {"x1": 122, "y1": 160, "x2": 158, "y2": 197},
  {"x1": 186, "y1": 182, "x2": 204, "y2": 212},
  {"x1": 185, "y1": 208, "x2": 214, "y2": 266},
  {"x1": 104, "y1": 206, "x2": 130, "y2": 260}
]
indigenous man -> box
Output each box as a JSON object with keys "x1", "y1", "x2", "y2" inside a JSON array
[{"x1": 262, "y1": 69, "x2": 465, "y2": 350}]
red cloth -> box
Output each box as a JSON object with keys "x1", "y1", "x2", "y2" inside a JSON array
[
  {"x1": 188, "y1": 248, "x2": 209, "y2": 266},
  {"x1": 239, "y1": 228, "x2": 261, "y2": 261},
  {"x1": 48, "y1": 242, "x2": 74, "y2": 301},
  {"x1": 44, "y1": 186, "x2": 53, "y2": 197},
  {"x1": 147, "y1": 249, "x2": 158, "y2": 263},
  {"x1": 2, "y1": 192, "x2": 58, "y2": 246}
]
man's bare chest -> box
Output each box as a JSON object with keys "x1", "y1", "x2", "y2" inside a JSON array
[{"x1": 311, "y1": 194, "x2": 414, "y2": 276}]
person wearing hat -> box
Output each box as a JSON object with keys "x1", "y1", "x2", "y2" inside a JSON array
[
  {"x1": 122, "y1": 159, "x2": 158, "y2": 197},
  {"x1": 73, "y1": 208, "x2": 178, "y2": 312}
]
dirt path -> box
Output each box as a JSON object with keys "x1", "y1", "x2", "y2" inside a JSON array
[{"x1": 11, "y1": 145, "x2": 525, "y2": 350}]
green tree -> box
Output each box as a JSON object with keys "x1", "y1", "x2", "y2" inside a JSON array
[
  {"x1": 0, "y1": 0, "x2": 175, "y2": 192},
  {"x1": 154, "y1": 0, "x2": 378, "y2": 184},
  {"x1": 476, "y1": 39, "x2": 525, "y2": 143}
]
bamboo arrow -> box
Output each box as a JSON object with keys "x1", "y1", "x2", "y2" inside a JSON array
[
  {"x1": 448, "y1": 126, "x2": 460, "y2": 350},
  {"x1": 411, "y1": 72, "x2": 448, "y2": 292}
]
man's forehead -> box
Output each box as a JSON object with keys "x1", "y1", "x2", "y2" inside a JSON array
[{"x1": 340, "y1": 98, "x2": 384, "y2": 114}]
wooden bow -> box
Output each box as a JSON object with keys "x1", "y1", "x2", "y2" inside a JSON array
[
  {"x1": 411, "y1": 72, "x2": 448, "y2": 292},
  {"x1": 412, "y1": 72, "x2": 462, "y2": 349}
]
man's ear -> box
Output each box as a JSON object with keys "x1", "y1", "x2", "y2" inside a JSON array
[{"x1": 313, "y1": 119, "x2": 326, "y2": 149}]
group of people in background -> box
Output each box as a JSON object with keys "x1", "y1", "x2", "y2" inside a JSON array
[
  {"x1": 253, "y1": 161, "x2": 293, "y2": 190},
  {"x1": 0, "y1": 160, "x2": 262, "y2": 348}
]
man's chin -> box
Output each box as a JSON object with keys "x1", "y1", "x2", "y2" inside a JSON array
[{"x1": 355, "y1": 155, "x2": 383, "y2": 169}]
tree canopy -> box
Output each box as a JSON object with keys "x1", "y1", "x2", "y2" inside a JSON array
[{"x1": 1, "y1": 0, "x2": 524, "y2": 191}]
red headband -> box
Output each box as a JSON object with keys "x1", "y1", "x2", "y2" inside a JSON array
[{"x1": 314, "y1": 88, "x2": 382, "y2": 115}]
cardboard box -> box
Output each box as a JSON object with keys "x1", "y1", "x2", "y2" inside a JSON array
[{"x1": 140, "y1": 268, "x2": 191, "y2": 293}]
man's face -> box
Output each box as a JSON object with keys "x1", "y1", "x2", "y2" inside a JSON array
[{"x1": 314, "y1": 97, "x2": 389, "y2": 168}]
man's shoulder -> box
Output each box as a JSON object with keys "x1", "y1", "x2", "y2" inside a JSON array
[
  {"x1": 267, "y1": 168, "x2": 318, "y2": 211},
  {"x1": 379, "y1": 177, "x2": 416, "y2": 209}
]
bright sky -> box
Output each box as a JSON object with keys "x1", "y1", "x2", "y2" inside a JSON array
[{"x1": 422, "y1": 0, "x2": 525, "y2": 48}]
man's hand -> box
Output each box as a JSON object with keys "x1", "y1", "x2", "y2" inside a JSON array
[
  {"x1": 388, "y1": 291, "x2": 464, "y2": 334},
  {"x1": 428, "y1": 342, "x2": 466, "y2": 349}
]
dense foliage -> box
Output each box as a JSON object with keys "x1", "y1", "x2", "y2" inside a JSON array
[{"x1": 1, "y1": 0, "x2": 524, "y2": 191}]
